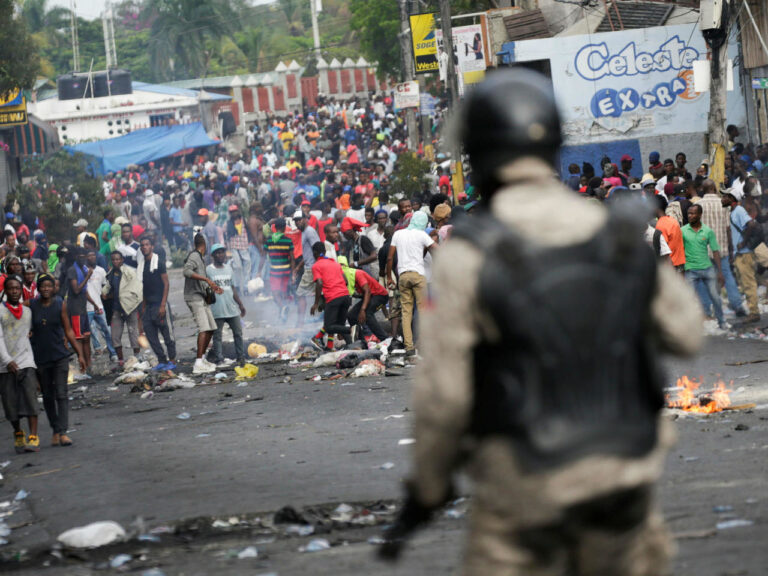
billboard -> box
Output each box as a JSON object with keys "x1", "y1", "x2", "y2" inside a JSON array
[
  {"x1": 436, "y1": 24, "x2": 487, "y2": 95},
  {"x1": 410, "y1": 13, "x2": 439, "y2": 74},
  {"x1": 394, "y1": 81, "x2": 420, "y2": 109},
  {"x1": 0, "y1": 89, "x2": 28, "y2": 128}
]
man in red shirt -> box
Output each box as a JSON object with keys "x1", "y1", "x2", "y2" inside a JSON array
[
  {"x1": 310, "y1": 242, "x2": 352, "y2": 350},
  {"x1": 654, "y1": 196, "x2": 686, "y2": 271},
  {"x1": 301, "y1": 200, "x2": 319, "y2": 232},
  {"x1": 347, "y1": 266, "x2": 389, "y2": 343}
]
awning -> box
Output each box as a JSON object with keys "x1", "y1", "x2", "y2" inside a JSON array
[
  {"x1": 5, "y1": 114, "x2": 61, "y2": 157},
  {"x1": 66, "y1": 122, "x2": 219, "y2": 175}
]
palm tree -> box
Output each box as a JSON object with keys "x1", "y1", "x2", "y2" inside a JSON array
[
  {"x1": 143, "y1": 0, "x2": 239, "y2": 81},
  {"x1": 20, "y1": 0, "x2": 70, "y2": 34}
]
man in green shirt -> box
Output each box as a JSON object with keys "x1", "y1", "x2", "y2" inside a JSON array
[
  {"x1": 681, "y1": 204, "x2": 727, "y2": 329},
  {"x1": 96, "y1": 209, "x2": 115, "y2": 257}
]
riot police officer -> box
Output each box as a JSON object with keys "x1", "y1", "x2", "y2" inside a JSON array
[{"x1": 379, "y1": 69, "x2": 703, "y2": 575}]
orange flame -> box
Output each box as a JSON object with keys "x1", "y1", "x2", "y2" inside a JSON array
[{"x1": 666, "y1": 376, "x2": 732, "y2": 414}]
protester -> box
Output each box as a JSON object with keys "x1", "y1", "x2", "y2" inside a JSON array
[
  {"x1": 30, "y1": 274, "x2": 86, "y2": 447},
  {"x1": 346, "y1": 263, "x2": 389, "y2": 344},
  {"x1": 66, "y1": 248, "x2": 93, "y2": 376},
  {"x1": 224, "y1": 205, "x2": 252, "y2": 292},
  {"x1": 0, "y1": 276, "x2": 40, "y2": 453},
  {"x1": 722, "y1": 187, "x2": 761, "y2": 322},
  {"x1": 139, "y1": 235, "x2": 177, "y2": 371},
  {"x1": 310, "y1": 242, "x2": 352, "y2": 350},
  {"x1": 102, "y1": 251, "x2": 142, "y2": 366},
  {"x1": 184, "y1": 234, "x2": 223, "y2": 374},
  {"x1": 207, "y1": 244, "x2": 247, "y2": 367},
  {"x1": 85, "y1": 249, "x2": 117, "y2": 362},
  {"x1": 265, "y1": 217, "x2": 295, "y2": 315}
]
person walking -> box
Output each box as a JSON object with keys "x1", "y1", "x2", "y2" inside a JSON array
[
  {"x1": 682, "y1": 204, "x2": 728, "y2": 330},
  {"x1": 85, "y1": 249, "x2": 117, "y2": 363},
  {"x1": 102, "y1": 251, "x2": 142, "y2": 366},
  {"x1": 206, "y1": 244, "x2": 247, "y2": 367},
  {"x1": 225, "y1": 205, "x2": 252, "y2": 292},
  {"x1": 384, "y1": 211, "x2": 436, "y2": 358},
  {"x1": 722, "y1": 187, "x2": 761, "y2": 323},
  {"x1": 138, "y1": 235, "x2": 177, "y2": 371},
  {"x1": 184, "y1": 234, "x2": 223, "y2": 374},
  {"x1": 30, "y1": 274, "x2": 86, "y2": 447},
  {"x1": 65, "y1": 248, "x2": 92, "y2": 376},
  {"x1": 0, "y1": 276, "x2": 41, "y2": 453},
  {"x1": 379, "y1": 69, "x2": 703, "y2": 575}
]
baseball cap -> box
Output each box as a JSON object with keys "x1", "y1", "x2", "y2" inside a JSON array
[
  {"x1": 301, "y1": 200, "x2": 311, "y2": 206},
  {"x1": 293, "y1": 210, "x2": 305, "y2": 219},
  {"x1": 73, "y1": 218, "x2": 88, "y2": 228},
  {"x1": 120, "y1": 190, "x2": 127, "y2": 197},
  {"x1": 198, "y1": 208, "x2": 209, "y2": 216},
  {"x1": 649, "y1": 151, "x2": 660, "y2": 163},
  {"x1": 629, "y1": 182, "x2": 642, "y2": 191},
  {"x1": 621, "y1": 154, "x2": 633, "y2": 162},
  {"x1": 211, "y1": 243, "x2": 226, "y2": 254},
  {"x1": 4, "y1": 212, "x2": 14, "y2": 219}
]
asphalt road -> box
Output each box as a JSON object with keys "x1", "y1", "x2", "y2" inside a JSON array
[{"x1": 0, "y1": 270, "x2": 766, "y2": 575}]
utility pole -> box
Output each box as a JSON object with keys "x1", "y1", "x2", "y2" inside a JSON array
[
  {"x1": 399, "y1": 0, "x2": 418, "y2": 152},
  {"x1": 438, "y1": 0, "x2": 463, "y2": 202},
  {"x1": 702, "y1": 0, "x2": 729, "y2": 187},
  {"x1": 310, "y1": 0, "x2": 321, "y2": 64},
  {"x1": 70, "y1": 0, "x2": 80, "y2": 72}
]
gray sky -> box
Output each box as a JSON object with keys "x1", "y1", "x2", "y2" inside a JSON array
[{"x1": 49, "y1": 0, "x2": 273, "y2": 21}]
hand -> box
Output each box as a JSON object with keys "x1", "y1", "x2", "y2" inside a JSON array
[
  {"x1": 310, "y1": 305, "x2": 318, "y2": 316},
  {"x1": 97, "y1": 308, "x2": 103, "y2": 315},
  {"x1": 718, "y1": 273, "x2": 725, "y2": 288},
  {"x1": 388, "y1": 281, "x2": 396, "y2": 290},
  {"x1": 357, "y1": 311, "x2": 366, "y2": 325},
  {"x1": 239, "y1": 305, "x2": 246, "y2": 318},
  {"x1": 158, "y1": 304, "x2": 166, "y2": 320},
  {"x1": 7, "y1": 361, "x2": 19, "y2": 374},
  {"x1": 77, "y1": 354, "x2": 86, "y2": 372}
]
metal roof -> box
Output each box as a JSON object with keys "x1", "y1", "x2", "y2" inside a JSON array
[
  {"x1": 596, "y1": 2, "x2": 674, "y2": 32},
  {"x1": 132, "y1": 81, "x2": 231, "y2": 101}
]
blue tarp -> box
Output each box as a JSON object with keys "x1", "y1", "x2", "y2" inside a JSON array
[{"x1": 66, "y1": 122, "x2": 219, "y2": 174}]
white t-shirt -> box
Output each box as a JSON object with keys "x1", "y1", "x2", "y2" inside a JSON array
[
  {"x1": 391, "y1": 228, "x2": 434, "y2": 277},
  {"x1": 86, "y1": 266, "x2": 106, "y2": 312},
  {"x1": 365, "y1": 226, "x2": 386, "y2": 250}
]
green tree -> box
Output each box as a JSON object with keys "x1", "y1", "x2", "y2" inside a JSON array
[
  {"x1": 15, "y1": 151, "x2": 104, "y2": 243},
  {"x1": 349, "y1": 0, "x2": 400, "y2": 79},
  {"x1": 389, "y1": 152, "x2": 431, "y2": 199},
  {"x1": 0, "y1": 0, "x2": 41, "y2": 97}
]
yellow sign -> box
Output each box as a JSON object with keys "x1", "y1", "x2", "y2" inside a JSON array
[
  {"x1": 0, "y1": 97, "x2": 28, "y2": 128},
  {"x1": 410, "y1": 13, "x2": 439, "y2": 74},
  {"x1": 0, "y1": 88, "x2": 23, "y2": 108}
]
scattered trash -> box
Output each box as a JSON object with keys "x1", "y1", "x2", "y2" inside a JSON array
[
  {"x1": 337, "y1": 349, "x2": 383, "y2": 369},
  {"x1": 177, "y1": 412, "x2": 191, "y2": 420},
  {"x1": 300, "y1": 538, "x2": 330, "y2": 553},
  {"x1": 274, "y1": 506, "x2": 307, "y2": 525},
  {"x1": 15, "y1": 489, "x2": 28, "y2": 501},
  {"x1": 0, "y1": 461, "x2": 9, "y2": 469},
  {"x1": 196, "y1": 433, "x2": 211, "y2": 438},
  {"x1": 215, "y1": 372, "x2": 228, "y2": 380},
  {"x1": 283, "y1": 376, "x2": 292, "y2": 383},
  {"x1": 735, "y1": 423, "x2": 750, "y2": 431},
  {"x1": 237, "y1": 381, "x2": 249, "y2": 387},
  {"x1": 713, "y1": 505, "x2": 734, "y2": 513},
  {"x1": 237, "y1": 546, "x2": 259, "y2": 559},
  {"x1": 248, "y1": 343, "x2": 268, "y2": 358},
  {"x1": 141, "y1": 570, "x2": 167, "y2": 576},
  {"x1": 352, "y1": 360, "x2": 387, "y2": 378},
  {"x1": 247, "y1": 277, "x2": 265, "y2": 294},
  {"x1": 132, "y1": 361, "x2": 152, "y2": 371},
  {"x1": 385, "y1": 414, "x2": 404, "y2": 420},
  {"x1": 331, "y1": 503, "x2": 355, "y2": 522},
  {"x1": 368, "y1": 536, "x2": 386, "y2": 545},
  {"x1": 313, "y1": 351, "x2": 348, "y2": 367},
  {"x1": 0, "y1": 521, "x2": 10, "y2": 537},
  {"x1": 398, "y1": 438, "x2": 415, "y2": 446},
  {"x1": 284, "y1": 524, "x2": 314, "y2": 536},
  {"x1": 211, "y1": 519, "x2": 231, "y2": 528},
  {"x1": 155, "y1": 378, "x2": 195, "y2": 392},
  {"x1": 137, "y1": 534, "x2": 161, "y2": 542},
  {"x1": 235, "y1": 363, "x2": 260, "y2": 380},
  {"x1": 683, "y1": 456, "x2": 699, "y2": 462},
  {"x1": 716, "y1": 519, "x2": 754, "y2": 530},
  {"x1": 110, "y1": 554, "x2": 132, "y2": 568},
  {"x1": 57, "y1": 521, "x2": 126, "y2": 548},
  {"x1": 444, "y1": 509, "x2": 465, "y2": 519},
  {"x1": 379, "y1": 462, "x2": 395, "y2": 470},
  {"x1": 140, "y1": 391, "x2": 154, "y2": 400},
  {"x1": 114, "y1": 371, "x2": 148, "y2": 385},
  {"x1": 311, "y1": 374, "x2": 322, "y2": 381}
]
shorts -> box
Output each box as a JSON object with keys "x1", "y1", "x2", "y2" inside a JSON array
[
  {"x1": 295, "y1": 268, "x2": 315, "y2": 297},
  {"x1": 0, "y1": 368, "x2": 40, "y2": 422},
  {"x1": 270, "y1": 275, "x2": 291, "y2": 294},
  {"x1": 186, "y1": 298, "x2": 217, "y2": 333},
  {"x1": 69, "y1": 314, "x2": 91, "y2": 339},
  {"x1": 387, "y1": 290, "x2": 401, "y2": 320}
]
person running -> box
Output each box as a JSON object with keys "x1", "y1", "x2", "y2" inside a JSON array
[
  {"x1": 0, "y1": 276, "x2": 41, "y2": 453},
  {"x1": 207, "y1": 244, "x2": 247, "y2": 367},
  {"x1": 139, "y1": 235, "x2": 177, "y2": 371},
  {"x1": 184, "y1": 233, "x2": 223, "y2": 374},
  {"x1": 310, "y1": 242, "x2": 352, "y2": 350},
  {"x1": 30, "y1": 274, "x2": 86, "y2": 447},
  {"x1": 102, "y1": 251, "x2": 142, "y2": 366},
  {"x1": 66, "y1": 248, "x2": 92, "y2": 377}
]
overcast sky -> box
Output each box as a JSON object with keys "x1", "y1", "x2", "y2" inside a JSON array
[{"x1": 49, "y1": 0, "x2": 273, "y2": 21}]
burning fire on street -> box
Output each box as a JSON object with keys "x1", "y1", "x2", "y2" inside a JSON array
[{"x1": 666, "y1": 376, "x2": 733, "y2": 414}]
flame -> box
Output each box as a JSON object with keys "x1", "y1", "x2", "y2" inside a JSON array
[{"x1": 666, "y1": 376, "x2": 732, "y2": 414}]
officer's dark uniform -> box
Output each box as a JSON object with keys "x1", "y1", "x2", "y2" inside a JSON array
[{"x1": 381, "y1": 70, "x2": 703, "y2": 575}]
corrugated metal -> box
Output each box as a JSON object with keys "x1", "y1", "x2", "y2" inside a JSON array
[
  {"x1": 503, "y1": 9, "x2": 550, "y2": 41},
  {"x1": 741, "y1": 1, "x2": 768, "y2": 70},
  {"x1": 597, "y1": 2, "x2": 673, "y2": 32}
]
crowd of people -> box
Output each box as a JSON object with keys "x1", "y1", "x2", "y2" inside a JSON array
[{"x1": 1, "y1": 92, "x2": 766, "y2": 455}]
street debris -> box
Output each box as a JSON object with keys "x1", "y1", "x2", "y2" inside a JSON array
[
  {"x1": 300, "y1": 538, "x2": 330, "y2": 552},
  {"x1": 284, "y1": 524, "x2": 314, "y2": 537},
  {"x1": 237, "y1": 545, "x2": 259, "y2": 559},
  {"x1": 398, "y1": 438, "x2": 415, "y2": 446},
  {"x1": 248, "y1": 343, "x2": 268, "y2": 358},
  {"x1": 352, "y1": 359, "x2": 386, "y2": 378},
  {"x1": 716, "y1": 519, "x2": 754, "y2": 530},
  {"x1": 235, "y1": 363, "x2": 260, "y2": 380},
  {"x1": 109, "y1": 553, "x2": 132, "y2": 568},
  {"x1": 14, "y1": 489, "x2": 28, "y2": 501},
  {"x1": 666, "y1": 376, "x2": 732, "y2": 414},
  {"x1": 177, "y1": 412, "x2": 191, "y2": 420},
  {"x1": 379, "y1": 462, "x2": 395, "y2": 470},
  {"x1": 57, "y1": 520, "x2": 126, "y2": 548}
]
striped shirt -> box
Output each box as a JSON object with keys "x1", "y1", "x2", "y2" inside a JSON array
[
  {"x1": 265, "y1": 235, "x2": 293, "y2": 278},
  {"x1": 698, "y1": 194, "x2": 729, "y2": 256}
]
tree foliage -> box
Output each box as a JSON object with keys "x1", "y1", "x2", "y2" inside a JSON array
[
  {"x1": 389, "y1": 152, "x2": 432, "y2": 199},
  {"x1": 0, "y1": 0, "x2": 41, "y2": 97},
  {"x1": 349, "y1": 0, "x2": 401, "y2": 80},
  {"x1": 14, "y1": 151, "x2": 104, "y2": 242}
]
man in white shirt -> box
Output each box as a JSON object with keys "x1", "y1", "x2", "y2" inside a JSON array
[
  {"x1": 85, "y1": 249, "x2": 117, "y2": 362},
  {"x1": 384, "y1": 211, "x2": 436, "y2": 358},
  {"x1": 143, "y1": 190, "x2": 161, "y2": 231}
]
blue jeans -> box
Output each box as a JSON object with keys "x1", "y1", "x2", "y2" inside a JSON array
[
  {"x1": 686, "y1": 266, "x2": 724, "y2": 325},
  {"x1": 697, "y1": 255, "x2": 743, "y2": 314},
  {"x1": 88, "y1": 310, "x2": 117, "y2": 356},
  {"x1": 212, "y1": 316, "x2": 245, "y2": 363}
]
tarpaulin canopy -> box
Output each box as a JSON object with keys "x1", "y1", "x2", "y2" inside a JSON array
[
  {"x1": 6, "y1": 114, "x2": 60, "y2": 157},
  {"x1": 66, "y1": 122, "x2": 219, "y2": 175}
]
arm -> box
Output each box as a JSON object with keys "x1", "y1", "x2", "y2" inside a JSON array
[
  {"x1": 61, "y1": 300, "x2": 86, "y2": 371},
  {"x1": 310, "y1": 279, "x2": 322, "y2": 315},
  {"x1": 184, "y1": 253, "x2": 221, "y2": 292},
  {"x1": 70, "y1": 268, "x2": 92, "y2": 295},
  {"x1": 0, "y1": 318, "x2": 16, "y2": 372},
  {"x1": 232, "y1": 284, "x2": 246, "y2": 317},
  {"x1": 158, "y1": 273, "x2": 169, "y2": 318},
  {"x1": 358, "y1": 282, "x2": 371, "y2": 325},
  {"x1": 385, "y1": 244, "x2": 396, "y2": 289}
]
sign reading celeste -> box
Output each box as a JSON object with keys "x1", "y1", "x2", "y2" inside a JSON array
[{"x1": 574, "y1": 35, "x2": 701, "y2": 119}]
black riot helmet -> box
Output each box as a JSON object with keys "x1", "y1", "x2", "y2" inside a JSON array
[{"x1": 460, "y1": 68, "x2": 562, "y2": 199}]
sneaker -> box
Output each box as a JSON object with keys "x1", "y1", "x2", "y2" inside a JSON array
[
  {"x1": 110, "y1": 355, "x2": 119, "y2": 363},
  {"x1": 217, "y1": 358, "x2": 236, "y2": 367},
  {"x1": 25, "y1": 435, "x2": 40, "y2": 452},
  {"x1": 164, "y1": 361, "x2": 177, "y2": 371},
  {"x1": 202, "y1": 359, "x2": 218, "y2": 370},
  {"x1": 14, "y1": 431, "x2": 26, "y2": 454},
  {"x1": 718, "y1": 321, "x2": 731, "y2": 331},
  {"x1": 51, "y1": 433, "x2": 60, "y2": 447},
  {"x1": 74, "y1": 373, "x2": 92, "y2": 381},
  {"x1": 310, "y1": 336, "x2": 325, "y2": 351},
  {"x1": 193, "y1": 358, "x2": 215, "y2": 374},
  {"x1": 59, "y1": 434, "x2": 73, "y2": 446},
  {"x1": 152, "y1": 362, "x2": 169, "y2": 371}
]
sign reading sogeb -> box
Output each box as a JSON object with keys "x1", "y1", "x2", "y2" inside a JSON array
[{"x1": 410, "y1": 13, "x2": 439, "y2": 74}]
